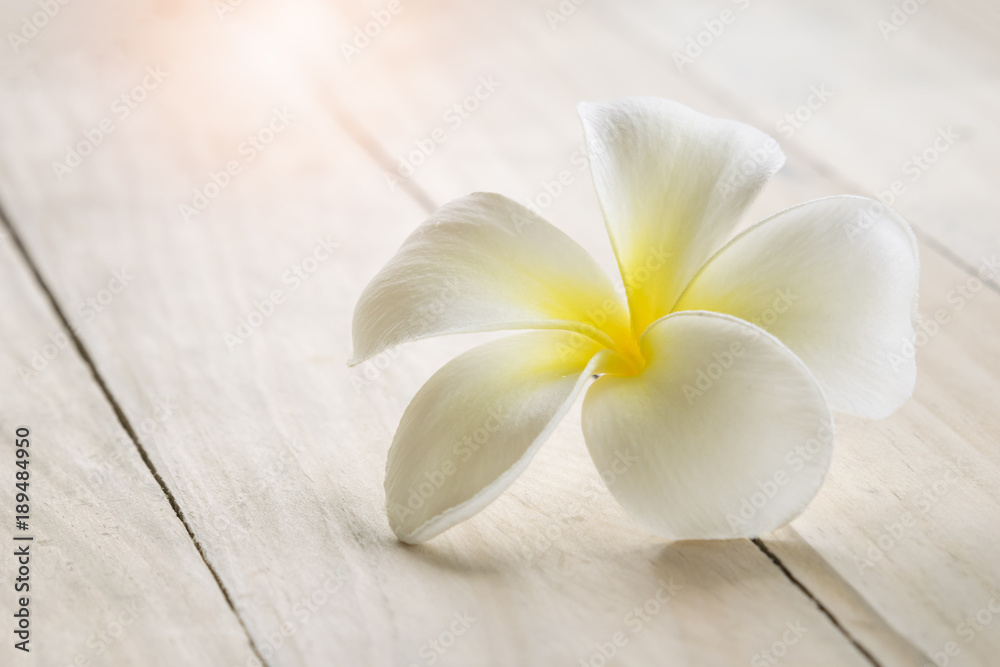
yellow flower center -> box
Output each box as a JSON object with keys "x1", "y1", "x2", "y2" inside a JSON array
[{"x1": 579, "y1": 319, "x2": 646, "y2": 377}]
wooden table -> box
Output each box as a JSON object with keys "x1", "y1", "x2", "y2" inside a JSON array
[{"x1": 1, "y1": 0, "x2": 997, "y2": 665}]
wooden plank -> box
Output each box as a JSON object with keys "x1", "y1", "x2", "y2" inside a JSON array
[
  {"x1": 0, "y1": 223, "x2": 258, "y2": 664},
  {"x1": 0, "y1": 1, "x2": 878, "y2": 665},
  {"x1": 320, "y1": 0, "x2": 1000, "y2": 663}
]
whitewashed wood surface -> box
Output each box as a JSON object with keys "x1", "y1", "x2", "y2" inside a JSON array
[{"x1": 0, "y1": 0, "x2": 997, "y2": 665}]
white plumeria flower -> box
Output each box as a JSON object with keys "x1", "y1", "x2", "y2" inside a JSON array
[{"x1": 351, "y1": 97, "x2": 919, "y2": 544}]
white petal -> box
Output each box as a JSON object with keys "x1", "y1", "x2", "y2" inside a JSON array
[
  {"x1": 385, "y1": 330, "x2": 606, "y2": 543},
  {"x1": 579, "y1": 97, "x2": 785, "y2": 333},
  {"x1": 674, "y1": 196, "x2": 919, "y2": 418},
  {"x1": 582, "y1": 312, "x2": 833, "y2": 540},
  {"x1": 350, "y1": 193, "x2": 629, "y2": 365}
]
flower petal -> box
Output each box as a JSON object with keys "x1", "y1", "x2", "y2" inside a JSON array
[
  {"x1": 350, "y1": 192, "x2": 629, "y2": 365},
  {"x1": 674, "y1": 196, "x2": 919, "y2": 418},
  {"x1": 385, "y1": 330, "x2": 606, "y2": 543},
  {"x1": 578, "y1": 97, "x2": 785, "y2": 333},
  {"x1": 582, "y1": 311, "x2": 833, "y2": 540}
]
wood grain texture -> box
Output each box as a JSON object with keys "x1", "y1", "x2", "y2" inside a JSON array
[
  {"x1": 0, "y1": 0, "x2": 998, "y2": 665},
  {"x1": 0, "y1": 214, "x2": 258, "y2": 665}
]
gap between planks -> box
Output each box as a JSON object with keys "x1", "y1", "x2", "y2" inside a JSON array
[
  {"x1": 752, "y1": 539, "x2": 882, "y2": 667},
  {"x1": 0, "y1": 197, "x2": 273, "y2": 667}
]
